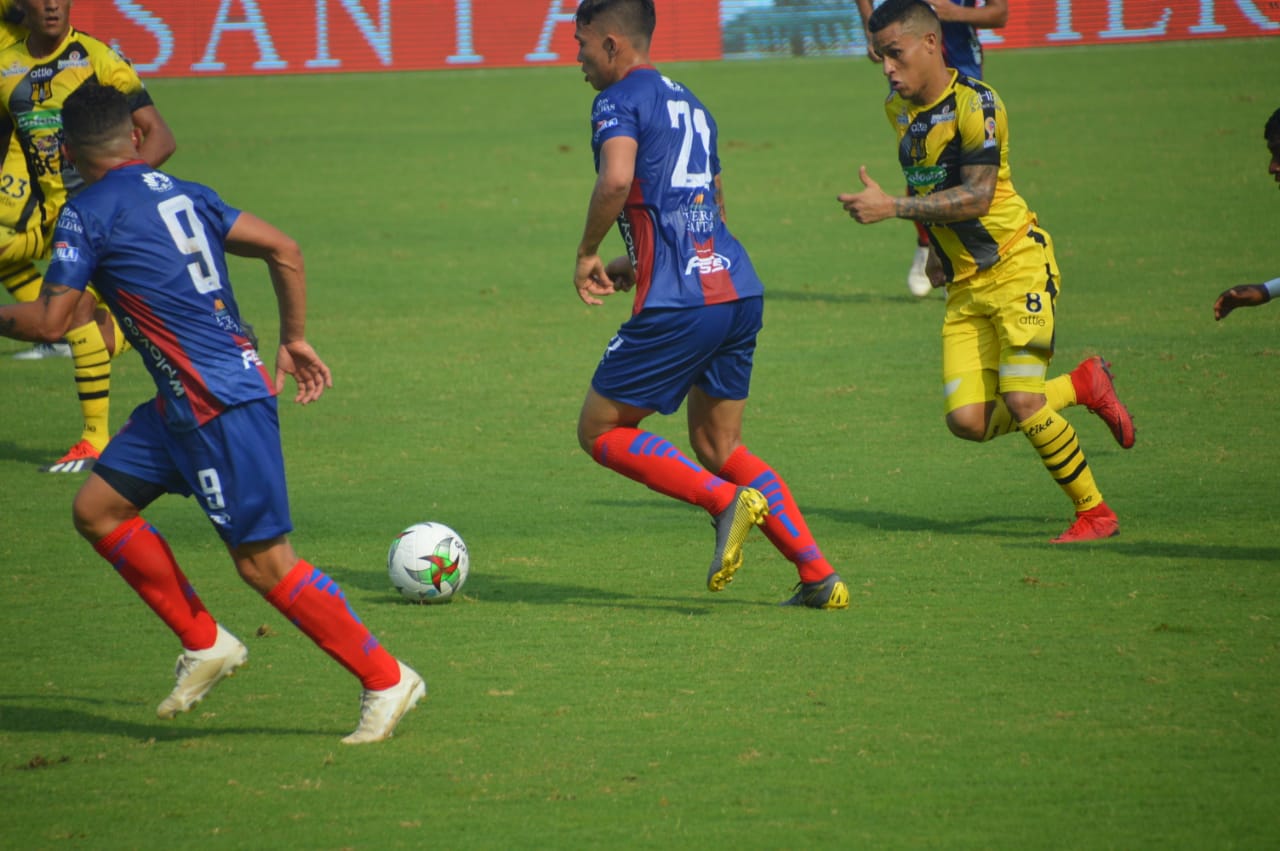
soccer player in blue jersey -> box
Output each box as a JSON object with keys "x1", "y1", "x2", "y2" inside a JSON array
[
  {"x1": 570, "y1": 0, "x2": 848, "y2": 609},
  {"x1": 0, "y1": 84, "x2": 424, "y2": 743},
  {"x1": 1213, "y1": 107, "x2": 1280, "y2": 320},
  {"x1": 857, "y1": 0, "x2": 1008, "y2": 297}
]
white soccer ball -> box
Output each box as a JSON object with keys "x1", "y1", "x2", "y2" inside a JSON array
[{"x1": 387, "y1": 522, "x2": 470, "y2": 603}]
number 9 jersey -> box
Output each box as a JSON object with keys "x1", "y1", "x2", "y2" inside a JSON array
[
  {"x1": 45, "y1": 164, "x2": 274, "y2": 432},
  {"x1": 589, "y1": 67, "x2": 763, "y2": 314}
]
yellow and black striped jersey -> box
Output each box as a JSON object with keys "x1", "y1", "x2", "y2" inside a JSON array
[
  {"x1": 884, "y1": 71, "x2": 1035, "y2": 283},
  {"x1": 0, "y1": 27, "x2": 153, "y2": 231}
]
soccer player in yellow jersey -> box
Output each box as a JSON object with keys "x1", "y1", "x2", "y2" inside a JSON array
[
  {"x1": 838, "y1": 0, "x2": 1135, "y2": 543},
  {"x1": 0, "y1": 0, "x2": 176, "y2": 472}
]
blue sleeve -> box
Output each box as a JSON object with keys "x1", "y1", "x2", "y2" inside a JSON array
[{"x1": 45, "y1": 204, "x2": 95, "y2": 293}]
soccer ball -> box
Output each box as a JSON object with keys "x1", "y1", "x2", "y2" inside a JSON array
[{"x1": 387, "y1": 522, "x2": 470, "y2": 603}]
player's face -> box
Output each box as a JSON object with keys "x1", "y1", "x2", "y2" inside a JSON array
[
  {"x1": 19, "y1": 0, "x2": 71, "y2": 42},
  {"x1": 873, "y1": 22, "x2": 942, "y2": 105},
  {"x1": 1268, "y1": 134, "x2": 1280, "y2": 189},
  {"x1": 574, "y1": 21, "x2": 617, "y2": 92}
]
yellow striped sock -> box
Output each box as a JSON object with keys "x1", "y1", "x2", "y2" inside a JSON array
[
  {"x1": 1020, "y1": 405, "x2": 1102, "y2": 512},
  {"x1": 1045, "y1": 374, "x2": 1076, "y2": 412},
  {"x1": 67, "y1": 319, "x2": 112, "y2": 452}
]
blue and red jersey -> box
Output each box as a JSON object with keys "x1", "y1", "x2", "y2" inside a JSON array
[
  {"x1": 589, "y1": 66, "x2": 764, "y2": 314},
  {"x1": 46, "y1": 162, "x2": 273, "y2": 431}
]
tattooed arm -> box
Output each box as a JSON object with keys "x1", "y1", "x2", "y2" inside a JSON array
[
  {"x1": 839, "y1": 163, "x2": 996, "y2": 225},
  {"x1": 0, "y1": 283, "x2": 81, "y2": 342}
]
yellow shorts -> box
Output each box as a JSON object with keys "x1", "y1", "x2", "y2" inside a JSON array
[{"x1": 941, "y1": 226, "x2": 1061, "y2": 414}]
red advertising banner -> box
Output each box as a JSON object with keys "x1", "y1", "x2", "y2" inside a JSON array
[
  {"x1": 73, "y1": 1, "x2": 1277, "y2": 79},
  {"x1": 75, "y1": 0, "x2": 720, "y2": 79}
]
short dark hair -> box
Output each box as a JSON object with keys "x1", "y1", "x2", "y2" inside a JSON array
[
  {"x1": 867, "y1": 0, "x2": 940, "y2": 35},
  {"x1": 62, "y1": 83, "x2": 132, "y2": 151},
  {"x1": 1266, "y1": 107, "x2": 1280, "y2": 141},
  {"x1": 574, "y1": 0, "x2": 656, "y2": 43}
]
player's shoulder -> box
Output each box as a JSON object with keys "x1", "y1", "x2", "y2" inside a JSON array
[{"x1": 953, "y1": 74, "x2": 1003, "y2": 113}]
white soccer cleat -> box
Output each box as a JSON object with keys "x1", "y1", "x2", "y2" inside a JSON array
[
  {"x1": 907, "y1": 246, "x2": 933, "y2": 297},
  {"x1": 342, "y1": 661, "x2": 426, "y2": 745},
  {"x1": 12, "y1": 341, "x2": 71, "y2": 360},
  {"x1": 156, "y1": 625, "x2": 248, "y2": 719}
]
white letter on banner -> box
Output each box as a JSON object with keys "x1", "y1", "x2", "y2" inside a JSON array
[
  {"x1": 192, "y1": 0, "x2": 287, "y2": 72},
  {"x1": 307, "y1": 0, "x2": 392, "y2": 69},
  {"x1": 1046, "y1": 0, "x2": 1083, "y2": 41},
  {"x1": 1099, "y1": 0, "x2": 1174, "y2": 38},
  {"x1": 111, "y1": 0, "x2": 174, "y2": 73},
  {"x1": 448, "y1": 0, "x2": 483, "y2": 64},
  {"x1": 525, "y1": 0, "x2": 576, "y2": 62},
  {"x1": 1189, "y1": 0, "x2": 1280, "y2": 32}
]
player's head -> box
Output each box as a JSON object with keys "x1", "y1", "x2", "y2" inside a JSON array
[
  {"x1": 61, "y1": 83, "x2": 137, "y2": 182},
  {"x1": 573, "y1": 0, "x2": 655, "y2": 91},
  {"x1": 1265, "y1": 107, "x2": 1280, "y2": 189},
  {"x1": 17, "y1": 0, "x2": 71, "y2": 43},
  {"x1": 866, "y1": 0, "x2": 945, "y2": 105}
]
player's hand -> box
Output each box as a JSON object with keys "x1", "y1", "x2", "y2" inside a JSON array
[
  {"x1": 575, "y1": 253, "x2": 617, "y2": 306},
  {"x1": 1213, "y1": 284, "x2": 1269, "y2": 321},
  {"x1": 925, "y1": 246, "x2": 948, "y2": 288},
  {"x1": 838, "y1": 166, "x2": 897, "y2": 224},
  {"x1": 604, "y1": 256, "x2": 636, "y2": 292},
  {"x1": 276, "y1": 340, "x2": 333, "y2": 404}
]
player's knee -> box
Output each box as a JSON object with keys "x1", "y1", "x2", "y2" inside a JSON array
[{"x1": 945, "y1": 413, "x2": 986, "y2": 442}]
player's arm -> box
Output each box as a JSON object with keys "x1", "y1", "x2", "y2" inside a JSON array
[
  {"x1": 224, "y1": 211, "x2": 332, "y2": 404},
  {"x1": 839, "y1": 162, "x2": 996, "y2": 224},
  {"x1": 1213, "y1": 279, "x2": 1278, "y2": 321},
  {"x1": 575, "y1": 134, "x2": 637, "y2": 306},
  {"x1": 131, "y1": 105, "x2": 176, "y2": 169},
  {"x1": 927, "y1": 0, "x2": 1009, "y2": 28},
  {"x1": 0, "y1": 283, "x2": 80, "y2": 342},
  {"x1": 855, "y1": 0, "x2": 881, "y2": 61}
]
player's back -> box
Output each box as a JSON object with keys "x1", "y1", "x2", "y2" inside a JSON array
[
  {"x1": 591, "y1": 67, "x2": 763, "y2": 312},
  {"x1": 51, "y1": 164, "x2": 273, "y2": 429}
]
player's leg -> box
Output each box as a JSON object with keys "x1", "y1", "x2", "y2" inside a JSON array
[
  {"x1": 54, "y1": 288, "x2": 120, "y2": 469},
  {"x1": 993, "y1": 230, "x2": 1118, "y2": 543},
  {"x1": 71, "y1": 405, "x2": 237, "y2": 718},
  {"x1": 580, "y1": 305, "x2": 767, "y2": 589},
  {"x1": 202, "y1": 398, "x2": 421, "y2": 743},
  {"x1": 907, "y1": 221, "x2": 934, "y2": 297}
]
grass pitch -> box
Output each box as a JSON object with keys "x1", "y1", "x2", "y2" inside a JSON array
[{"x1": 2, "y1": 38, "x2": 1278, "y2": 850}]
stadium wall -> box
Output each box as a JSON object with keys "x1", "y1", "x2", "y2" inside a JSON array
[{"x1": 79, "y1": 0, "x2": 1277, "y2": 78}]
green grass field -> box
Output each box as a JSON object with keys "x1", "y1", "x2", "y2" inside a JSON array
[{"x1": 2, "y1": 37, "x2": 1278, "y2": 849}]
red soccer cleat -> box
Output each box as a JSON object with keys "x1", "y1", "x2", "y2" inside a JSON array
[
  {"x1": 1070, "y1": 356, "x2": 1135, "y2": 449},
  {"x1": 1051, "y1": 502, "x2": 1119, "y2": 544},
  {"x1": 41, "y1": 439, "x2": 100, "y2": 474}
]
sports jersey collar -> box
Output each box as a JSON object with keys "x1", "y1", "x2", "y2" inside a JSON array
[
  {"x1": 622, "y1": 64, "x2": 658, "y2": 80},
  {"x1": 108, "y1": 159, "x2": 149, "y2": 173},
  {"x1": 903, "y1": 69, "x2": 960, "y2": 117}
]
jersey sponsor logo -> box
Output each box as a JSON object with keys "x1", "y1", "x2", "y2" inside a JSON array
[
  {"x1": 0, "y1": 60, "x2": 27, "y2": 77},
  {"x1": 240, "y1": 347, "x2": 264, "y2": 370},
  {"x1": 16, "y1": 110, "x2": 60, "y2": 133},
  {"x1": 592, "y1": 116, "x2": 618, "y2": 140},
  {"x1": 665, "y1": 192, "x2": 718, "y2": 236},
  {"x1": 121, "y1": 315, "x2": 186, "y2": 398},
  {"x1": 142, "y1": 171, "x2": 174, "y2": 192},
  {"x1": 903, "y1": 164, "x2": 947, "y2": 188},
  {"x1": 52, "y1": 241, "x2": 79, "y2": 263},
  {"x1": 56, "y1": 208, "x2": 83, "y2": 233},
  {"x1": 28, "y1": 65, "x2": 54, "y2": 81},
  {"x1": 931, "y1": 106, "x2": 956, "y2": 124},
  {"x1": 660, "y1": 75, "x2": 684, "y2": 93},
  {"x1": 684, "y1": 248, "x2": 730, "y2": 277},
  {"x1": 57, "y1": 52, "x2": 90, "y2": 71},
  {"x1": 591, "y1": 97, "x2": 615, "y2": 119},
  {"x1": 909, "y1": 122, "x2": 928, "y2": 135}
]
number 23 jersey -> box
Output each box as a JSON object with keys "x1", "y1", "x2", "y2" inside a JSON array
[
  {"x1": 47, "y1": 163, "x2": 273, "y2": 432},
  {"x1": 590, "y1": 66, "x2": 763, "y2": 314}
]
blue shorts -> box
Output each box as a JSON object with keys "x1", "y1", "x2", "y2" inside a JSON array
[
  {"x1": 592, "y1": 297, "x2": 762, "y2": 415},
  {"x1": 96, "y1": 397, "x2": 293, "y2": 547}
]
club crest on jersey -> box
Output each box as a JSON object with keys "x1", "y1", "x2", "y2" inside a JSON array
[{"x1": 142, "y1": 172, "x2": 173, "y2": 192}]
